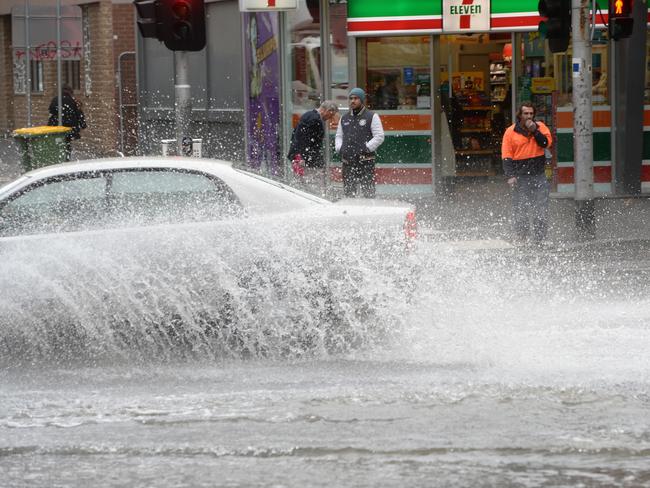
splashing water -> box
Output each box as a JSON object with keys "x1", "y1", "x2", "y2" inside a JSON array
[{"x1": 0, "y1": 217, "x2": 414, "y2": 366}]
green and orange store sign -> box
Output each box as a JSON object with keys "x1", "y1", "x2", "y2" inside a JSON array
[{"x1": 346, "y1": 0, "x2": 650, "y2": 35}]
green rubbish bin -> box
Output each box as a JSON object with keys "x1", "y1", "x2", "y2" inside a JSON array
[{"x1": 12, "y1": 125, "x2": 72, "y2": 172}]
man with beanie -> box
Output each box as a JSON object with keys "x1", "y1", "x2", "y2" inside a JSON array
[{"x1": 335, "y1": 87, "x2": 385, "y2": 198}]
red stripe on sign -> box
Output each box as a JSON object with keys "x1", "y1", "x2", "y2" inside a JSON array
[
  {"x1": 641, "y1": 165, "x2": 650, "y2": 182},
  {"x1": 329, "y1": 167, "x2": 433, "y2": 185},
  {"x1": 556, "y1": 166, "x2": 613, "y2": 184},
  {"x1": 594, "y1": 166, "x2": 611, "y2": 183},
  {"x1": 375, "y1": 167, "x2": 432, "y2": 185},
  {"x1": 556, "y1": 167, "x2": 573, "y2": 184},
  {"x1": 348, "y1": 18, "x2": 442, "y2": 32},
  {"x1": 491, "y1": 15, "x2": 541, "y2": 28}
]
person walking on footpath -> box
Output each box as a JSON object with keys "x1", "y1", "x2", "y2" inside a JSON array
[
  {"x1": 501, "y1": 101, "x2": 552, "y2": 244},
  {"x1": 48, "y1": 84, "x2": 86, "y2": 161},
  {"x1": 287, "y1": 100, "x2": 340, "y2": 196},
  {"x1": 335, "y1": 88, "x2": 385, "y2": 198}
]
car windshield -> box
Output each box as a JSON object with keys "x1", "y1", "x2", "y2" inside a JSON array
[{"x1": 0, "y1": 169, "x2": 243, "y2": 237}]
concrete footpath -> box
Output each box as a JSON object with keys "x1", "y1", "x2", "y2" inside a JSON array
[{"x1": 2, "y1": 134, "x2": 649, "y2": 246}]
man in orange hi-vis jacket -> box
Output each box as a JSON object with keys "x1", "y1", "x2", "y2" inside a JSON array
[{"x1": 501, "y1": 101, "x2": 552, "y2": 244}]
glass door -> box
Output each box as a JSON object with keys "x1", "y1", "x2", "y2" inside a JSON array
[{"x1": 355, "y1": 36, "x2": 434, "y2": 196}]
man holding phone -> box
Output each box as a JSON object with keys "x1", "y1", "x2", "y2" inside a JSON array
[{"x1": 501, "y1": 101, "x2": 552, "y2": 244}]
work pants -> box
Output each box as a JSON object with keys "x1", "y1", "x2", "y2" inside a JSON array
[{"x1": 512, "y1": 173, "x2": 550, "y2": 242}]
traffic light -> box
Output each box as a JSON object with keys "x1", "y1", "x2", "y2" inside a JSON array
[
  {"x1": 133, "y1": 0, "x2": 206, "y2": 51},
  {"x1": 609, "y1": 0, "x2": 634, "y2": 40},
  {"x1": 159, "y1": 0, "x2": 206, "y2": 51},
  {"x1": 538, "y1": 0, "x2": 571, "y2": 53}
]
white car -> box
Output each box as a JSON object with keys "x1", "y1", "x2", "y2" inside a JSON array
[
  {"x1": 0, "y1": 157, "x2": 416, "y2": 239},
  {"x1": 0, "y1": 158, "x2": 417, "y2": 360}
]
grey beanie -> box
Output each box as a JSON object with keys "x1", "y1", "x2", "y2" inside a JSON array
[{"x1": 349, "y1": 87, "x2": 366, "y2": 102}]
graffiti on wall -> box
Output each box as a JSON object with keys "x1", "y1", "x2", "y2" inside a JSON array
[{"x1": 14, "y1": 40, "x2": 83, "y2": 62}]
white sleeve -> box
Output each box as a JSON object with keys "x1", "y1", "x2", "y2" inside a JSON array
[
  {"x1": 365, "y1": 114, "x2": 385, "y2": 153},
  {"x1": 335, "y1": 121, "x2": 342, "y2": 153}
]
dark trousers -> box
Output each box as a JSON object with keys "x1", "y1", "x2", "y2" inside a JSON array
[
  {"x1": 511, "y1": 173, "x2": 550, "y2": 242},
  {"x1": 342, "y1": 159, "x2": 375, "y2": 198}
]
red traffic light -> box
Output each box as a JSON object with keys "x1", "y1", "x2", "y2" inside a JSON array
[{"x1": 172, "y1": 1, "x2": 191, "y2": 19}]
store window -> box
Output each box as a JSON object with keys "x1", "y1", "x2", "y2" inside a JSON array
[
  {"x1": 526, "y1": 31, "x2": 610, "y2": 108},
  {"x1": 63, "y1": 60, "x2": 81, "y2": 92},
  {"x1": 287, "y1": 0, "x2": 322, "y2": 111},
  {"x1": 328, "y1": 0, "x2": 348, "y2": 109},
  {"x1": 357, "y1": 36, "x2": 431, "y2": 110},
  {"x1": 30, "y1": 60, "x2": 44, "y2": 93}
]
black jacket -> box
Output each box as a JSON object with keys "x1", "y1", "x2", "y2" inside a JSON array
[
  {"x1": 48, "y1": 94, "x2": 86, "y2": 139},
  {"x1": 287, "y1": 109, "x2": 325, "y2": 168}
]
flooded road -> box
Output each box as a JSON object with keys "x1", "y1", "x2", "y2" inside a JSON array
[{"x1": 1, "y1": 236, "x2": 649, "y2": 487}]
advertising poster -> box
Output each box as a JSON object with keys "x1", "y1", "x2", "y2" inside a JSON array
[{"x1": 243, "y1": 12, "x2": 282, "y2": 176}]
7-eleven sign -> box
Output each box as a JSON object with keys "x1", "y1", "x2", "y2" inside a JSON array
[{"x1": 442, "y1": 0, "x2": 491, "y2": 32}]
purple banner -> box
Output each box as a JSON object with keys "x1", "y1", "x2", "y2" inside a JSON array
[{"x1": 243, "y1": 12, "x2": 282, "y2": 176}]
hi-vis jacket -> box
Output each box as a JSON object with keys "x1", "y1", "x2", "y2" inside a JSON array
[{"x1": 501, "y1": 121, "x2": 551, "y2": 177}]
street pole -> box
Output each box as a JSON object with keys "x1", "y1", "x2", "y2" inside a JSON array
[
  {"x1": 24, "y1": 0, "x2": 32, "y2": 127},
  {"x1": 174, "y1": 50, "x2": 191, "y2": 155},
  {"x1": 572, "y1": 0, "x2": 595, "y2": 239},
  {"x1": 56, "y1": 0, "x2": 62, "y2": 126}
]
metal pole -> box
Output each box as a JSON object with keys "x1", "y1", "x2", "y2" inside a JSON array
[
  {"x1": 117, "y1": 51, "x2": 136, "y2": 154},
  {"x1": 572, "y1": 0, "x2": 595, "y2": 239},
  {"x1": 24, "y1": 0, "x2": 32, "y2": 126},
  {"x1": 174, "y1": 50, "x2": 191, "y2": 155},
  {"x1": 56, "y1": 0, "x2": 62, "y2": 126}
]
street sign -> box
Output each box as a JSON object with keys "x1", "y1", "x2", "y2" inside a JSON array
[{"x1": 239, "y1": 0, "x2": 298, "y2": 12}]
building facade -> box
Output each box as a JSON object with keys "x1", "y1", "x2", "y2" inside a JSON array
[
  {"x1": 134, "y1": 0, "x2": 650, "y2": 198},
  {"x1": 0, "y1": 0, "x2": 138, "y2": 158}
]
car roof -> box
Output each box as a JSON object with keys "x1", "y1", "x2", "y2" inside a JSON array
[
  {"x1": 20, "y1": 156, "x2": 235, "y2": 179},
  {"x1": 1, "y1": 156, "x2": 331, "y2": 213}
]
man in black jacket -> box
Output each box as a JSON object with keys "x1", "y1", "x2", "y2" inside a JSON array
[
  {"x1": 287, "y1": 100, "x2": 339, "y2": 196},
  {"x1": 48, "y1": 84, "x2": 86, "y2": 161}
]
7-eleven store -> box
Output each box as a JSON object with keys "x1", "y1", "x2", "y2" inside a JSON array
[{"x1": 274, "y1": 0, "x2": 650, "y2": 197}]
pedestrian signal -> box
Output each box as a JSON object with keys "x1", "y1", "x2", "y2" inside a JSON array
[
  {"x1": 538, "y1": 0, "x2": 571, "y2": 53},
  {"x1": 609, "y1": 0, "x2": 634, "y2": 40}
]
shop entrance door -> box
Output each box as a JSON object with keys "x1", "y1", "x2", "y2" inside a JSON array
[
  {"x1": 355, "y1": 36, "x2": 434, "y2": 196},
  {"x1": 439, "y1": 34, "x2": 513, "y2": 179}
]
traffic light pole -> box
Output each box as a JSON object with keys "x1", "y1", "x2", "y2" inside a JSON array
[
  {"x1": 174, "y1": 50, "x2": 192, "y2": 155},
  {"x1": 571, "y1": 0, "x2": 595, "y2": 239}
]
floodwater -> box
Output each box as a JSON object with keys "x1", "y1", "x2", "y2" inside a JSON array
[{"x1": 1, "y1": 225, "x2": 649, "y2": 487}]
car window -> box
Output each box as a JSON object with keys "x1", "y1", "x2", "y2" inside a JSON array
[
  {"x1": 107, "y1": 169, "x2": 242, "y2": 225},
  {"x1": 0, "y1": 175, "x2": 107, "y2": 236}
]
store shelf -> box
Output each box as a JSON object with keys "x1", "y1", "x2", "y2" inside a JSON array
[
  {"x1": 456, "y1": 169, "x2": 497, "y2": 177},
  {"x1": 460, "y1": 128, "x2": 491, "y2": 133},
  {"x1": 456, "y1": 149, "x2": 494, "y2": 155}
]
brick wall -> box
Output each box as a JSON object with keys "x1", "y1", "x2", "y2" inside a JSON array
[
  {"x1": 1, "y1": 16, "x2": 13, "y2": 133},
  {"x1": 112, "y1": 3, "x2": 137, "y2": 155},
  {"x1": 82, "y1": 0, "x2": 118, "y2": 157},
  {"x1": 0, "y1": 1, "x2": 136, "y2": 158}
]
